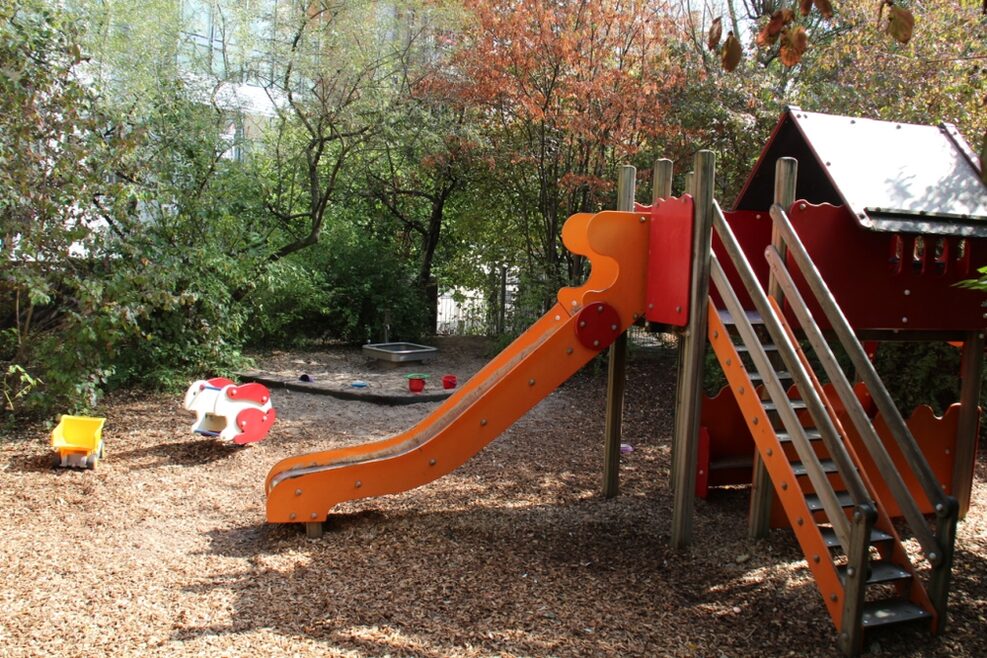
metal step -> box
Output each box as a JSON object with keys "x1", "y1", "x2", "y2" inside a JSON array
[
  {"x1": 838, "y1": 560, "x2": 912, "y2": 585},
  {"x1": 818, "y1": 525, "x2": 894, "y2": 549},
  {"x1": 749, "y1": 370, "x2": 793, "y2": 383},
  {"x1": 791, "y1": 459, "x2": 838, "y2": 476},
  {"x1": 777, "y1": 428, "x2": 823, "y2": 443},
  {"x1": 762, "y1": 399, "x2": 808, "y2": 412},
  {"x1": 718, "y1": 309, "x2": 763, "y2": 326},
  {"x1": 736, "y1": 343, "x2": 778, "y2": 354},
  {"x1": 860, "y1": 600, "x2": 932, "y2": 629},
  {"x1": 710, "y1": 456, "x2": 754, "y2": 471},
  {"x1": 805, "y1": 491, "x2": 854, "y2": 512}
]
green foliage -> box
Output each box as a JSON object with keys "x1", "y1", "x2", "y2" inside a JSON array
[
  {"x1": 94, "y1": 91, "x2": 262, "y2": 390},
  {"x1": 321, "y1": 225, "x2": 427, "y2": 343},
  {"x1": 245, "y1": 259, "x2": 331, "y2": 346},
  {"x1": 871, "y1": 342, "x2": 963, "y2": 417},
  {"x1": 0, "y1": 4, "x2": 259, "y2": 417},
  {"x1": 245, "y1": 222, "x2": 426, "y2": 345},
  {"x1": 3, "y1": 0, "x2": 981, "y2": 422},
  {"x1": 958, "y1": 266, "x2": 987, "y2": 293},
  {"x1": 1, "y1": 0, "x2": 127, "y2": 415},
  {"x1": 789, "y1": 0, "x2": 986, "y2": 144},
  {"x1": 2, "y1": 364, "x2": 42, "y2": 416}
]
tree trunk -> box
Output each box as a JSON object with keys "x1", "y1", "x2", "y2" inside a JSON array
[{"x1": 415, "y1": 186, "x2": 450, "y2": 334}]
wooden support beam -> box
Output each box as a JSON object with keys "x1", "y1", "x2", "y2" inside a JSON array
[
  {"x1": 670, "y1": 150, "x2": 715, "y2": 548},
  {"x1": 603, "y1": 331, "x2": 629, "y2": 498},
  {"x1": 652, "y1": 159, "x2": 673, "y2": 203},
  {"x1": 747, "y1": 157, "x2": 798, "y2": 540},
  {"x1": 602, "y1": 165, "x2": 636, "y2": 498},
  {"x1": 954, "y1": 330, "x2": 984, "y2": 518}
]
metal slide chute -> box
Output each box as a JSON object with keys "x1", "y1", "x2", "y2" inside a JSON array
[{"x1": 265, "y1": 209, "x2": 650, "y2": 532}]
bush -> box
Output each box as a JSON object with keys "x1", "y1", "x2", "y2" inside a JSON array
[
  {"x1": 245, "y1": 222, "x2": 427, "y2": 346},
  {"x1": 0, "y1": 8, "x2": 258, "y2": 417},
  {"x1": 1, "y1": 1, "x2": 126, "y2": 417}
]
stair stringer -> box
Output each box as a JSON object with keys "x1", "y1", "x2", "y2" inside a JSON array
[{"x1": 707, "y1": 300, "x2": 846, "y2": 627}]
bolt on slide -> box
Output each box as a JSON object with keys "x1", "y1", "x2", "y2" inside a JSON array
[{"x1": 265, "y1": 209, "x2": 657, "y2": 534}]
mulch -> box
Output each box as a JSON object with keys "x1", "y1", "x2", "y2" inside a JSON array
[{"x1": 1, "y1": 337, "x2": 985, "y2": 657}]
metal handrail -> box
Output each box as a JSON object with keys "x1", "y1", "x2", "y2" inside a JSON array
[
  {"x1": 764, "y1": 244, "x2": 944, "y2": 564},
  {"x1": 767, "y1": 204, "x2": 956, "y2": 520},
  {"x1": 710, "y1": 256, "x2": 854, "y2": 551}
]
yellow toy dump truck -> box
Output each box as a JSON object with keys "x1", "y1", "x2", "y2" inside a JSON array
[{"x1": 51, "y1": 415, "x2": 106, "y2": 469}]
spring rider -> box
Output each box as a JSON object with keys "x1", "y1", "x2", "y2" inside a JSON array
[{"x1": 183, "y1": 377, "x2": 276, "y2": 444}]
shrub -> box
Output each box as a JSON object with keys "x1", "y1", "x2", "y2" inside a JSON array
[{"x1": 244, "y1": 222, "x2": 427, "y2": 346}]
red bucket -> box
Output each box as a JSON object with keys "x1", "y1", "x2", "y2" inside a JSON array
[
  {"x1": 408, "y1": 377, "x2": 426, "y2": 393},
  {"x1": 442, "y1": 374, "x2": 457, "y2": 389}
]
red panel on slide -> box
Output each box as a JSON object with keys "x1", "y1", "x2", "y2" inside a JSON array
[{"x1": 645, "y1": 196, "x2": 694, "y2": 326}]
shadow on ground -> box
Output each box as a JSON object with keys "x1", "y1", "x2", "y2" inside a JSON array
[
  {"x1": 185, "y1": 498, "x2": 860, "y2": 658},
  {"x1": 113, "y1": 438, "x2": 241, "y2": 468},
  {"x1": 5, "y1": 451, "x2": 60, "y2": 473}
]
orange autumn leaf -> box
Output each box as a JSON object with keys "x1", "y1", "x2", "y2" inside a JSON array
[
  {"x1": 886, "y1": 5, "x2": 915, "y2": 44},
  {"x1": 755, "y1": 24, "x2": 774, "y2": 47},
  {"x1": 708, "y1": 16, "x2": 723, "y2": 51},
  {"x1": 756, "y1": 9, "x2": 795, "y2": 47},
  {"x1": 722, "y1": 31, "x2": 742, "y2": 70},
  {"x1": 779, "y1": 25, "x2": 808, "y2": 66},
  {"x1": 813, "y1": 0, "x2": 834, "y2": 19},
  {"x1": 799, "y1": 0, "x2": 813, "y2": 16}
]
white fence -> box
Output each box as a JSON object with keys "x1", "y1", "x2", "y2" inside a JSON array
[{"x1": 436, "y1": 289, "x2": 489, "y2": 335}]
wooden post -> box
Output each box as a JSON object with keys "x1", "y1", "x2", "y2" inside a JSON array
[
  {"x1": 769, "y1": 158, "x2": 797, "y2": 298},
  {"x1": 652, "y1": 158, "x2": 673, "y2": 203},
  {"x1": 954, "y1": 330, "x2": 984, "y2": 518},
  {"x1": 670, "y1": 150, "x2": 715, "y2": 548},
  {"x1": 683, "y1": 171, "x2": 695, "y2": 198},
  {"x1": 748, "y1": 157, "x2": 798, "y2": 539},
  {"x1": 602, "y1": 165, "x2": 636, "y2": 498},
  {"x1": 652, "y1": 158, "x2": 682, "y2": 493},
  {"x1": 671, "y1": 168, "x2": 695, "y2": 496},
  {"x1": 838, "y1": 504, "x2": 876, "y2": 656}
]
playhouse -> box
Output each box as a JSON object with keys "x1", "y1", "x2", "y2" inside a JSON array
[
  {"x1": 700, "y1": 109, "x2": 986, "y2": 519},
  {"x1": 261, "y1": 108, "x2": 985, "y2": 656}
]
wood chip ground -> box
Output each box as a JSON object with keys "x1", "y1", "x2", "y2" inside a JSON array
[{"x1": 1, "y1": 336, "x2": 984, "y2": 657}]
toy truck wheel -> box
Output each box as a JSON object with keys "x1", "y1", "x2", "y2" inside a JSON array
[
  {"x1": 52, "y1": 453, "x2": 62, "y2": 468},
  {"x1": 86, "y1": 453, "x2": 98, "y2": 470}
]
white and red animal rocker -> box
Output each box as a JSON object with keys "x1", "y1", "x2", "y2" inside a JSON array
[{"x1": 183, "y1": 377, "x2": 277, "y2": 445}]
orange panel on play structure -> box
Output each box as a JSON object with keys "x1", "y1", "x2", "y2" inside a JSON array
[
  {"x1": 770, "y1": 394, "x2": 968, "y2": 528},
  {"x1": 846, "y1": 404, "x2": 962, "y2": 517}
]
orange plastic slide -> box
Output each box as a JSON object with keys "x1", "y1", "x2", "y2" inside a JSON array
[{"x1": 265, "y1": 209, "x2": 651, "y2": 527}]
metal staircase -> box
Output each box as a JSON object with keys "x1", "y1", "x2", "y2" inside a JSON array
[{"x1": 705, "y1": 200, "x2": 959, "y2": 656}]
